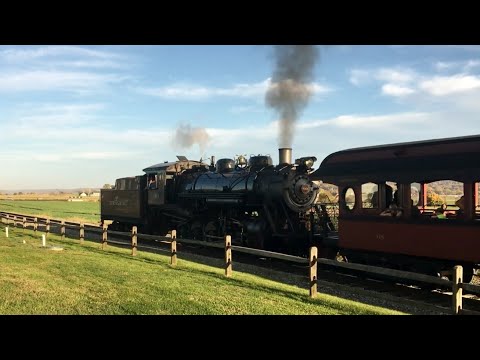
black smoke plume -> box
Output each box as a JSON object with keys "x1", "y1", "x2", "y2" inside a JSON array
[{"x1": 265, "y1": 45, "x2": 319, "y2": 148}]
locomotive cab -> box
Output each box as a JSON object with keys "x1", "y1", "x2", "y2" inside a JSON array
[
  {"x1": 143, "y1": 156, "x2": 207, "y2": 207},
  {"x1": 147, "y1": 171, "x2": 166, "y2": 205}
]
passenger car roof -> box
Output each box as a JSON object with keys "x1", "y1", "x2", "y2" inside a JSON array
[{"x1": 311, "y1": 134, "x2": 480, "y2": 184}]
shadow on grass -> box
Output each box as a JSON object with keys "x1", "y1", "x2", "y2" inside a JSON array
[
  {"x1": 0, "y1": 226, "x2": 439, "y2": 314},
  {"x1": 73, "y1": 241, "x2": 415, "y2": 314}
]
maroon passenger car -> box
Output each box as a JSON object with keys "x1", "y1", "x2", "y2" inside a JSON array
[{"x1": 312, "y1": 135, "x2": 480, "y2": 282}]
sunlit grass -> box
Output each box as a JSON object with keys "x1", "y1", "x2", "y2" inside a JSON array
[
  {"x1": 0, "y1": 200, "x2": 99, "y2": 224},
  {"x1": 0, "y1": 223, "x2": 405, "y2": 315}
]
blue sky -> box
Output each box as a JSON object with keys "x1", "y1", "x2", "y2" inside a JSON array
[{"x1": 1, "y1": 45, "x2": 480, "y2": 190}]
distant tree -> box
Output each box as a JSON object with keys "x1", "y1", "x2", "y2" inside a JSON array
[
  {"x1": 103, "y1": 184, "x2": 112, "y2": 189},
  {"x1": 316, "y1": 189, "x2": 337, "y2": 203},
  {"x1": 427, "y1": 190, "x2": 444, "y2": 206}
]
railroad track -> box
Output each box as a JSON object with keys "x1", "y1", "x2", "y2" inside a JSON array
[{"x1": 1, "y1": 210, "x2": 479, "y2": 314}]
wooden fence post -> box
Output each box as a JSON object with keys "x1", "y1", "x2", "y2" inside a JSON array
[
  {"x1": 452, "y1": 265, "x2": 463, "y2": 315},
  {"x1": 131, "y1": 226, "x2": 137, "y2": 256},
  {"x1": 46, "y1": 218, "x2": 50, "y2": 238},
  {"x1": 170, "y1": 230, "x2": 177, "y2": 266},
  {"x1": 80, "y1": 223, "x2": 84, "y2": 244},
  {"x1": 309, "y1": 246, "x2": 318, "y2": 298},
  {"x1": 13, "y1": 216, "x2": 17, "y2": 228},
  {"x1": 5, "y1": 226, "x2": 8, "y2": 238},
  {"x1": 61, "y1": 220, "x2": 65, "y2": 241},
  {"x1": 6, "y1": 214, "x2": 9, "y2": 226},
  {"x1": 34, "y1": 217, "x2": 38, "y2": 233},
  {"x1": 225, "y1": 235, "x2": 232, "y2": 277},
  {"x1": 23, "y1": 217, "x2": 26, "y2": 230},
  {"x1": 102, "y1": 223, "x2": 108, "y2": 250}
]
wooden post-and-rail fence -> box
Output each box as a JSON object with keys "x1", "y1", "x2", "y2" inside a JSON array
[
  {"x1": 131, "y1": 226, "x2": 137, "y2": 256},
  {"x1": 80, "y1": 223, "x2": 84, "y2": 244},
  {"x1": 452, "y1": 265, "x2": 463, "y2": 315},
  {"x1": 170, "y1": 230, "x2": 177, "y2": 267},
  {"x1": 309, "y1": 247, "x2": 318, "y2": 298},
  {"x1": 102, "y1": 223, "x2": 108, "y2": 250},
  {"x1": 0, "y1": 212, "x2": 478, "y2": 313},
  {"x1": 225, "y1": 235, "x2": 232, "y2": 277}
]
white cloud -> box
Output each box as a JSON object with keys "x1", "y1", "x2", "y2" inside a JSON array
[
  {"x1": 71, "y1": 151, "x2": 137, "y2": 160},
  {"x1": 0, "y1": 103, "x2": 106, "y2": 142},
  {"x1": 435, "y1": 60, "x2": 480, "y2": 72},
  {"x1": 465, "y1": 60, "x2": 480, "y2": 70},
  {"x1": 0, "y1": 70, "x2": 128, "y2": 93},
  {"x1": 13, "y1": 103, "x2": 105, "y2": 126},
  {"x1": 332, "y1": 112, "x2": 428, "y2": 128},
  {"x1": 375, "y1": 68, "x2": 416, "y2": 83},
  {"x1": 349, "y1": 67, "x2": 416, "y2": 87},
  {"x1": 300, "y1": 112, "x2": 429, "y2": 129},
  {"x1": 381, "y1": 83, "x2": 415, "y2": 96},
  {"x1": 207, "y1": 123, "x2": 275, "y2": 144},
  {"x1": 435, "y1": 61, "x2": 455, "y2": 71},
  {"x1": 0, "y1": 47, "x2": 129, "y2": 92},
  {"x1": 28, "y1": 103, "x2": 105, "y2": 112},
  {"x1": 229, "y1": 105, "x2": 265, "y2": 114},
  {"x1": 55, "y1": 60, "x2": 127, "y2": 69},
  {"x1": 137, "y1": 78, "x2": 331, "y2": 100},
  {"x1": 349, "y1": 66, "x2": 480, "y2": 103},
  {"x1": 8, "y1": 149, "x2": 140, "y2": 163},
  {"x1": 349, "y1": 69, "x2": 370, "y2": 86},
  {"x1": 31, "y1": 153, "x2": 64, "y2": 162},
  {"x1": 446, "y1": 45, "x2": 480, "y2": 52},
  {"x1": 5, "y1": 125, "x2": 171, "y2": 145},
  {"x1": 419, "y1": 74, "x2": 480, "y2": 96},
  {"x1": 0, "y1": 46, "x2": 120, "y2": 62}
]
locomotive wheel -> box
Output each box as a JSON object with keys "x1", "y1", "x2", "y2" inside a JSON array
[
  {"x1": 246, "y1": 232, "x2": 265, "y2": 250},
  {"x1": 204, "y1": 221, "x2": 217, "y2": 241},
  {"x1": 190, "y1": 221, "x2": 203, "y2": 240}
]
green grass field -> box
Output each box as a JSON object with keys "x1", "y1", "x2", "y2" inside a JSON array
[
  {"x1": 0, "y1": 200, "x2": 100, "y2": 224},
  {"x1": 0, "y1": 223, "x2": 404, "y2": 315}
]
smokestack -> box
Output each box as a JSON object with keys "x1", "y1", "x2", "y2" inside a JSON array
[{"x1": 279, "y1": 148, "x2": 292, "y2": 165}]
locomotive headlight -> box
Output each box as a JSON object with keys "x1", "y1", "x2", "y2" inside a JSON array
[
  {"x1": 304, "y1": 158, "x2": 315, "y2": 169},
  {"x1": 296, "y1": 156, "x2": 317, "y2": 169}
]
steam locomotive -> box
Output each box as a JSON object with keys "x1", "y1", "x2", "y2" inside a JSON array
[{"x1": 101, "y1": 148, "x2": 323, "y2": 254}]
